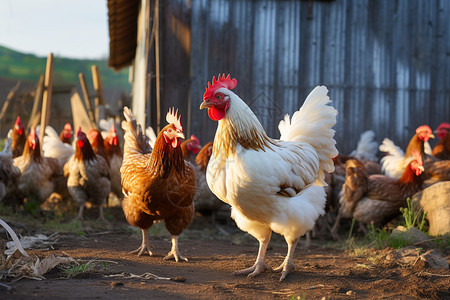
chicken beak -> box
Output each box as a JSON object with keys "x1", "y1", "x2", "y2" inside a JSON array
[
  {"x1": 429, "y1": 133, "x2": 435, "y2": 139},
  {"x1": 176, "y1": 132, "x2": 185, "y2": 139},
  {"x1": 200, "y1": 100, "x2": 212, "y2": 110},
  {"x1": 419, "y1": 166, "x2": 425, "y2": 172}
]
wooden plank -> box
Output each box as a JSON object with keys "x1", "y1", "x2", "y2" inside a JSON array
[
  {"x1": 91, "y1": 65, "x2": 106, "y2": 124},
  {"x1": 0, "y1": 81, "x2": 21, "y2": 123},
  {"x1": 154, "y1": 0, "x2": 161, "y2": 133},
  {"x1": 28, "y1": 74, "x2": 44, "y2": 128},
  {"x1": 70, "y1": 91, "x2": 93, "y2": 133},
  {"x1": 39, "y1": 53, "x2": 54, "y2": 144},
  {"x1": 78, "y1": 72, "x2": 97, "y2": 128}
]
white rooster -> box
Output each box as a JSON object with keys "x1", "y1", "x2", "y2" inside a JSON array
[{"x1": 200, "y1": 74, "x2": 338, "y2": 281}]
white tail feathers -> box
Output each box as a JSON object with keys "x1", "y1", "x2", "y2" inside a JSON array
[
  {"x1": 278, "y1": 86, "x2": 338, "y2": 183},
  {"x1": 379, "y1": 138, "x2": 404, "y2": 157},
  {"x1": 350, "y1": 130, "x2": 379, "y2": 162},
  {"x1": 379, "y1": 138, "x2": 404, "y2": 179}
]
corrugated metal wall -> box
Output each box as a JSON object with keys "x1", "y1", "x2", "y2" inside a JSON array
[{"x1": 183, "y1": 0, "x2": 450, "y2": 155}]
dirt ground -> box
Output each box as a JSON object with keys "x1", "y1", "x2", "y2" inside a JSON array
[{"x1": 1, "y1": 209, "x2": 449, "y2": 300}]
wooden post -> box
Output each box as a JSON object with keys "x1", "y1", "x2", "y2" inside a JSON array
[
  {"x1": 91, "y1": 65, "x2": 106, "y2": 124},
  {"x1": 78, "y1": 73, "x2": 97, "y2": 128},
  {"x1": 70, "y1": 91, "x2": 94, "y2": 132},
  {"x1": 39, "y1": 53, "x2": 54, "y2": 144},
  {"x1": 28, "y1": 74, "x2": 45, "y2": 128},
  {"x1": 154, "y1": 0, "x2": 161, "y2": 133},
  {"x1": 0, "y1": 81, "x2": 21, "y2": 123}
]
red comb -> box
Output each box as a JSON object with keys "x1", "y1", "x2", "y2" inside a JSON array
[
  {"x1": 190, "y1": 135, "x2": 199, "y2": 143},
  {"x1": 110, "y1": 122, "x2": 116, "y2": 132},
  {"x1": 64, "y1": 123, "x2": 72, "y2": 131},
  {"x1": 77, "y1": 126, "x2": 83, "y2": 136},
  {"x1": 15, "y1": 116, "x2": 22, "y2": 125},
  {"x1": 437, "y1": 122, "x2": 450, "y2": 131},
  {"x1": 416, "y1": 125, "x2": 432, "y2": 134},
  {"x1": 203, "y1": 74, "x2": 237, "y2": 101}
]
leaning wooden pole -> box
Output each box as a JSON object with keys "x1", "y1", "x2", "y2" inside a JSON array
[
  {"x1": 78, "y1": 73, "x2": 97, "y2": 128},
  {"x1": 154, "y1": 0, "x2": 161, "y2": 133},
  {"x1": 39, "y1": 53, "x2": 54, "y2": 144},
  {"x1": 0, "y1": 81, "x2": 21, "y2": 123},
  {"x1": 91, "y1": 65, "x2": 106, "y2": 125},
  {"x1": 28, "y1": 74, "x2": 45, "y2": 128}
]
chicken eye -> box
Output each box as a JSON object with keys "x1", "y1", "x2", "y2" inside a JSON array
[
  {"x1": 215, "y1": 94, "x2": 222, "y2": 100},
  {"x1": 168, "y1": 128, "x2": 172, "y2": 133}
]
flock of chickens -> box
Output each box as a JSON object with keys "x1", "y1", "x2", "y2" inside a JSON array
[{"x1": 0, "y1": 74, "x2": 449, "y2": 281}]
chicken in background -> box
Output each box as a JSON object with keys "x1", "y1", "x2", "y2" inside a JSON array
[
  {"x1": 87, "y1": 128, "x2": 109, "y2": 163},
  {"x1": 13, "y1": 127, "x2": 65, "y2": 206},
  {"x1": 180, "y1": 135, "x2": 202, "y2": 166},
  {"x1": 121, "y1": 107, "x2": 196, "y2": 262},
  {"x1": 12, "y1": 116, "x2": 26, "y2": 158},
  {"x1": 200, "y1": 74, "x2": 338, "y2": 281},
  {"x1": 431, "y1": 122, "x2": 450, "y2": 160},
  {"x1": 331, "y1": 150, "x2": 425, "y2": 240},
  {"x1": 0, "y1": 130, "x2": 21, "y2": 203},
  {"x1": 37, "y1": 125, "x2": 75, "y2": 166},
  {"x1": 103, "y1": 123, "x2": 123, "y2": 202},
  {"x1": 193, "y1": 141, "x2": 227, "y2": 221},
  {"x1": 64, "y1": 127, "x2": 110, "y2": 220},
  {"x1": 59, "y1": 123, "x2": 73, "y2": 144},
  {"x1": 379, "y1": 125, "x2": 434, "y2": 179}
]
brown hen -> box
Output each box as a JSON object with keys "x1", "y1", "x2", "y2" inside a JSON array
[
  {"x1": 331, "y1": 151, "x2": 425, "y2": 240},
  {"x1": 121, "y1": 107, "x2": 196, "y2": 262},
  {"x1": 64, "y1": 127, "x2": 110, "y2": 220}
]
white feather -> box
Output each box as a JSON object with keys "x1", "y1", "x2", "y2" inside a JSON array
[
  {"x1": 379, "y1": 138, "x2": 404, "y2": 179},
  {"x1": 145, "y1": 126, "x2": 157, "y2": 149},
  {"x1": 349, "y1": 130, "x2": 379, "y2": 161}
]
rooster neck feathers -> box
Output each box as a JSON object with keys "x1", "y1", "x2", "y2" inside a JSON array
[
  {"x1": 75, "y1": 141, "x2": 96, "y2": 161},
  {"x1": 213, "y1": 90, "x2": 275, "y2": 158}
]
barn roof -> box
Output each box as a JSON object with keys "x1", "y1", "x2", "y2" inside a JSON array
[{"x1": 107, "y1": 0, "x2": 140, "y2": 71}]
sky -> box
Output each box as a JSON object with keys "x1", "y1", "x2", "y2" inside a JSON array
[{"x1": 0, "y1": 0, "x2": 109, "y2": 59}]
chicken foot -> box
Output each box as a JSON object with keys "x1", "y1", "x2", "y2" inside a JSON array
[
  {"x1": 273, "y1": 237, "x2": 299, "y2": 281},
  {"x1": 130, "y1": 229, "x2": 155, "y2": 256},
  {"x1": 163, "y1": 235, "x2": 187, "y2": 262},
  {"x1": 234, "y1": 234, "x2": 271, "y2": 278}
]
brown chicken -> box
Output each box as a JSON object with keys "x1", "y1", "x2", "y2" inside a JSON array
[
  {"x1": 432, "y1": 122, "x2": 450, "y2": 160},
  {"x1": 64, "y1": 127, "x2": 110, "y2": 220},
  {"x1": 13, "y1": 127, "x2": 64, "y2": 204},
  {"x1": 60, "y1": 123, "x2": 73, "y2": 144},
  {"x1": 0, "y1": 130, "x2": 21, "y2": 203},
  {"x1": 87, "y1": 129, "x2": 108, "y2": 163},
  {"x1": 380, "y1": 125, "x2": 434, "y2": 179},
  {"x1": 121, "y1": 107, "x2": 196, "y2": 261},
  {"x1": 180, "y1": 135, "x2": 201, "y2": 166},
  {"x1": 103, "y1": 123, "x2": 123, "y2": 200},
  {"x1": 12, "y1": 116, "x2": 26, "y2": 158},
  {"x1": 193, "y1": 141, "x2": 225, "y2": 218},
  {"x1": 331, "y1": 151, "x2": 425, "y2": 240}
]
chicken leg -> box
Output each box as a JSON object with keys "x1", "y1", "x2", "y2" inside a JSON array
[
  {"x1": 130, "y1": 228, "x2": 155, "y2": 256},
  {"x1": 273, "y1": 237, "x2": 299, "y2": 281},
  {"x1": 163, "y1": 235, "x2": 187, "y2": 262},
  {"x1": 234, "y1": 231, "x2": 271, "y2": 278}
]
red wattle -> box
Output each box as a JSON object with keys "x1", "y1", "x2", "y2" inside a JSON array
[{"x1": 208, "y1": 107, "x2": 226, "y2": 121}]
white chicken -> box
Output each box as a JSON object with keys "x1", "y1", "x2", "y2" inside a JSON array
[
  {"x1": 37, "y1": 125, "x2": 75, "y2": 165},
  {"x1": 200, "y1": 74, "x2": 338, "y2": 281}
]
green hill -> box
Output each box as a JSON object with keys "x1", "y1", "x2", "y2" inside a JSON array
[{"x1": 0, "y1": 45, "x2": 130, "y2": 90}]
